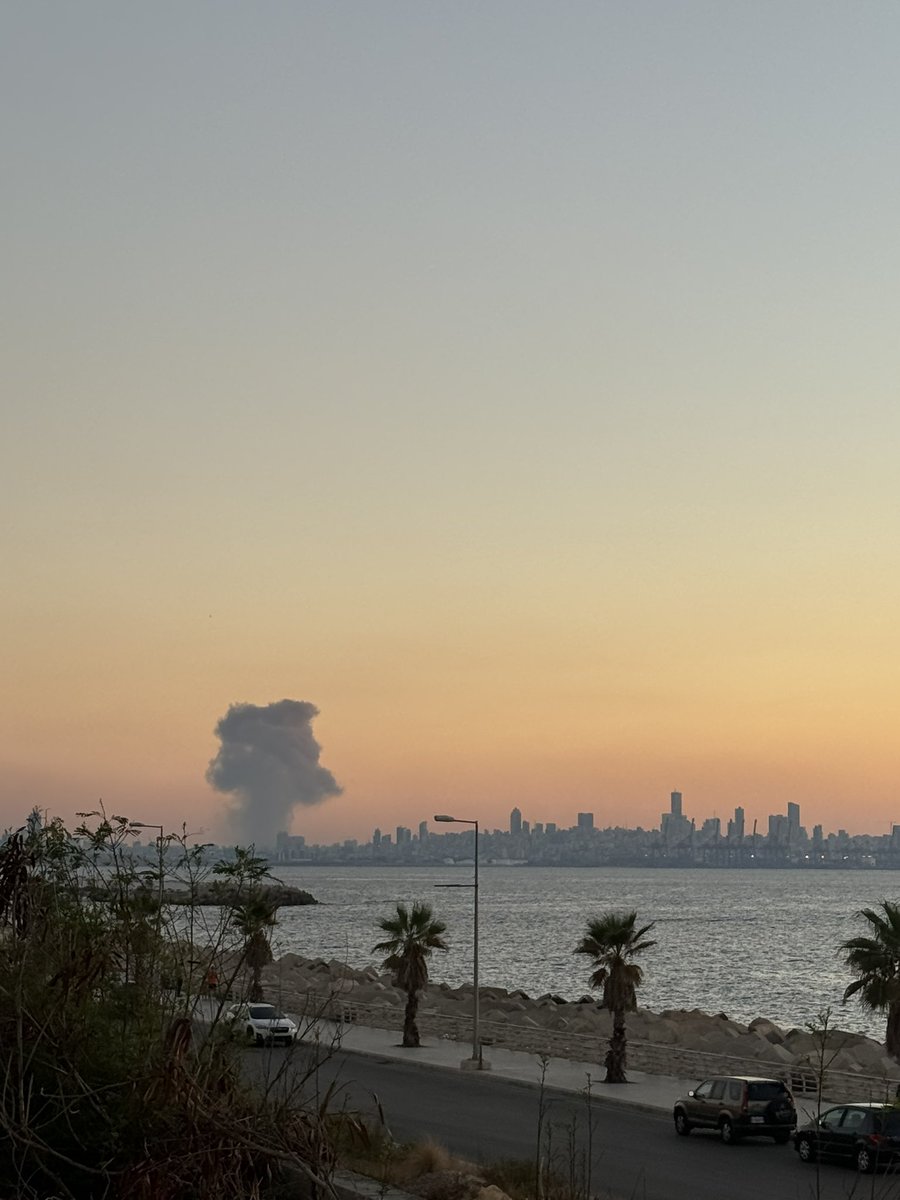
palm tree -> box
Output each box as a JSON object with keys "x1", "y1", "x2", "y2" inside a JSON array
[
  {"x1": 574, "y1": 910, "x2": 656, "y2": 1083},
  {"x1": 842, "y1": 900, "x2": 900, "y2": 1061},
  {"x1": 232, "y1": 896, "x2": 279, "y2": 1001},
  {"x1": 373, "y1": 902, "x2": 448, "y2": 1047}
]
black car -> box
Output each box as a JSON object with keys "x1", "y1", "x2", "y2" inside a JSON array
[
  {"x1": 673, "y1": 1075, "x2": 796, "y2": 1144},
  {"x1": 795, "y1": 1103, "x2": 900, "y2": 1174}
]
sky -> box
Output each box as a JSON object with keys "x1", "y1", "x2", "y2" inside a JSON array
[{"x1": 3, "y1": 3, "x2": 900, "y2": 845}]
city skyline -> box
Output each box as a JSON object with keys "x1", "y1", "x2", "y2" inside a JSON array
[
  {"x1": 5, "y1": 7, "x2": 900, "y2": 844},
  {"x1": 277, "y1": 792, "x2": 881, "y2": 853}
]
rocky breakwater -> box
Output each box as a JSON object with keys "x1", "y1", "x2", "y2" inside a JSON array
[
  {"x1": 165, "y1": 883, "x2": 318, "y2": 906},
  {"x1": 259, "y1": 955, "x2": 900, "y2": 1099}
]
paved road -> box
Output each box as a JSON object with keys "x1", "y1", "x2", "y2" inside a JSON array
[{"x1": 250, "y1": 1043, "x2": 900, "y2": 1200}]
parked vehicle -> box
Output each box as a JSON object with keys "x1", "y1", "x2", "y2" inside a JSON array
[
  {"x1": 673, "y1": 1075, "x2": 796, "y2": 1144},
  {"x1": 794, "y1": 1103, "x2": 900, "y2": 1174},
  {"x1": 224, "y1": 1002, "x2": 298, "y2": 1046}
]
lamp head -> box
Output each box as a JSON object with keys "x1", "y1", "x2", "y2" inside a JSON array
[{"x1": 433, "y1": 814, "x2": 456, "y2": 823}]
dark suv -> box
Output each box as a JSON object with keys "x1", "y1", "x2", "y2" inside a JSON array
[
  {"x1": 795, "y1": 1103, "x2": 900, "y2": 1173},
  {"x1": 673, "y1": 1075, "x2": 796, "y2": 1144}
]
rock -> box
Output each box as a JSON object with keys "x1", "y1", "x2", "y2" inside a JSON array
[
  {"x1": 481, "y1": 987, "x2": 510, "y2": 1001},
  {"x1": 564, "y1": 1013, "x2": 604, "y2": 1035},
  {"x1": 481, "y1": 1009, "x2": 509, "y2": 1023},
  {"x1": 748, "y1": 1017, "x2": 785, "y2": 1044},
  {"x1": 783, "y1": 1029, "x2": 819, "y2": 1057},
  {"x1": 760, "y1": 1042, "x2": 794, "y2": 1064}
]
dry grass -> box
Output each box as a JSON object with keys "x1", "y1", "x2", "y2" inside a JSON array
[
  {"x1": 335, "y1": 1123, "x2": 487, "y2": 1198},
  {"x1": 331, "y1": 1120, "x2": 598, "y2": 1200},
  {"x1": 391, "y1": 1138, "x2": 456, "y2": 1183}
]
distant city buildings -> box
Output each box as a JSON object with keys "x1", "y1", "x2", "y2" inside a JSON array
[
  {"x1": 275, "y1": 831, "x2": 307, "y2": 861},
  {"x1": 268, "y1": 792, "x2": 898, "y2": 869}
]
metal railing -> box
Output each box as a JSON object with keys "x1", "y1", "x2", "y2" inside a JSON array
[{"x1": 291, "y1": 990, "x2": 900, "y2": 1105}]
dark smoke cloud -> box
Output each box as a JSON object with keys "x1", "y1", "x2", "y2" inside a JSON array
[{"x1": 206, "y1": 699, "x2": 342, "y2": 847}]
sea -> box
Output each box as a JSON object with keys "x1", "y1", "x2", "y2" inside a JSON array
[{"x1": 266, "y1": 864, "x2": 900, "y2": 1041}]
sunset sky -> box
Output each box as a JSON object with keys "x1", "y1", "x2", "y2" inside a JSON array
[{"x1": 4, "y1": 4, "x2": 900, "y2": 845}]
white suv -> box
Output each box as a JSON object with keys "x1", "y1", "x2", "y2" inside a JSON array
[{"x1": 225, "y1": 1002, "x2": 298, "y2": 1046}]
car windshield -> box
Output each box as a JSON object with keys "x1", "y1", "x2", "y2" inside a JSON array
[
  {"x1": 248, "y1": 1005, "x2": 282, "y2": 1019},
  {"x1": 747, "y1": 1082, "x2": 788, "y2": 1101}
]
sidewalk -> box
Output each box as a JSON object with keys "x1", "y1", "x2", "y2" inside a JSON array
[
  {"x1": 197, "y1": 998, "x2": 835, "y2": 1119},
  {"x1": 323, "y1": 1018, "x2": 689, "y2": 1115}
]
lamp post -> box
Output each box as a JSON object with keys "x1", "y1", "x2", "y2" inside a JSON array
[
  {"x1": 131, "y1": 822, "x2": 165, "y2": 910},
  {"x1": 433, "y1": 813, "x2": 484, "y2": 1068}
]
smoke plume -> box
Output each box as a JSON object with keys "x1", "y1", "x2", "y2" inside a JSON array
[{"x1": 206, "y1": 699, "x2": 342, "y2": 847}]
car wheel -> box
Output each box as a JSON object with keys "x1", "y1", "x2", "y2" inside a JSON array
[
  {"x1": 674, "y1": 1110, "x2": 692, "y2": 1137},
  {"x1": 796, "y1": 1135, "x2": 816, "y2": 1162},
  {"x1": 857, "y1": 1146, "x2": 875, "y2": 1174},
  {"x1": 720, "y1": 1118, "x2": 738, "y2": 1145},
  {"x1": 255, "y1": 1032, "x2": 265, "y2": 1046}
]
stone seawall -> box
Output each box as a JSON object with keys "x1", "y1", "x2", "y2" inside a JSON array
[{"x1": 310, "y1": 992, "x2": 898, "y2": 1105}]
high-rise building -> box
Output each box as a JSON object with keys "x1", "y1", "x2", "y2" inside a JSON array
[
  {"x1": 731, "y1": 806, "x2": 745, "y2": 841},
  {"x1": 522, "y1": 819, "x2": 531, "y2": 836},
  {"x1": 577, "y1": 812, "x2": 594, "y2": 831},
  {"x1": 396, "y1": 825, "x2": 411, "y2": 845},
  {"x1": 418, "y1": 820, "x2": 428, "y2": 841},
  {"x1": 768, "y1": 814, "x2": 787, "y2": 844},
  {"x1": 787, "y1": 802, "x2": 801, "y2": 842},
  {"x1": 275, "y1": 831, "x2": 307, "y2": 862},
  {"x1": 510, "y1": 807, "x2": 522, "y2": 836},
  {"x1": 546, "y1": 822, "x2": 557, "y2": 834},
  {"x1": 372, "y1": 828, "x2": 382, "y2": 846},
  {"x1": 701, "y1": 817, "x2": 721, "y2": 839},
  {"x1": 671, "y1": 791, "x2": 683, "y2": 818}
]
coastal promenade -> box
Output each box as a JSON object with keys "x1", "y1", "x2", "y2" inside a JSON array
[
  {"x1": 198, "y1": 995, "x2": 885, "y2": 1118},
  {"x1": 243, "y1": 954, "x2": 900, "y2": 1105}
]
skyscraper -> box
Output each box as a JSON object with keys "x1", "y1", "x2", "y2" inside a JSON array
[
  {"x1": 787, "y1": 802, "x2": 801, "y2": 841},
  {"x1": 510, "y1": 807, "x2": 522, "y2": 836}
]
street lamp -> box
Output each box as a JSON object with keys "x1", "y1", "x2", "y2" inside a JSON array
[
  {"x1": 131, "y1": 822, "x2": 165, "y2": 910},
  {"x1": 433, "y1": 813, "x2": 484, "y2": 1068}
]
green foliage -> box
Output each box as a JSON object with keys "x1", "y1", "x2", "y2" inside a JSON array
[
  {"x1": 574, "y1": 910, "x2": 656, "y2": 1083},
  {"x1": 0, "y1": 811, "x2": 334, "y2": 1199},
  {"x1": 373, "y1": 901, "x2": 448, "y2": 994},
  {"x1": 373, "y1": 902, "x2": 447, "y2": 1047},
  {"x1": 841, "y1": 899, "x2": 900, "y2": 1060}
]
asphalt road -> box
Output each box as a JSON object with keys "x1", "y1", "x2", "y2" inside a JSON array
[{"x1": 248, "y1": 1044, "x2": 900, "y2": 1200}]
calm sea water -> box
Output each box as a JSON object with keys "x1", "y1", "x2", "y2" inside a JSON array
[{"x1": 268, "y1": 865, "x2": 900, "y2": 1040}]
